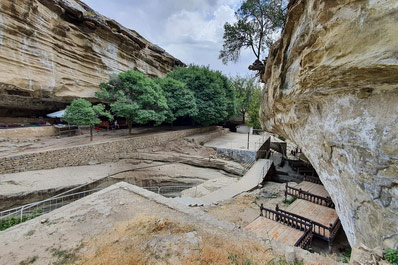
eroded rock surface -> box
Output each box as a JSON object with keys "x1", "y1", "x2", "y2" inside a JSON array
[
  {"x1": 260, "y1": 0, "x2": 398, "y2": 249},
  {"x1": 0, "y1": 0, "x2": 183, "y2": 114}
]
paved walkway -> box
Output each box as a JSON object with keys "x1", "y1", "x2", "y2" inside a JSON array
[
  {"x1": 199, "y1": 159, "x2": 273, "y2": 205},
  {"x1": 205, "y1": 132, "x2": 268, "y2": 152}
]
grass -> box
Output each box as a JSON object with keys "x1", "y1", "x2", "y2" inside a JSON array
[
  {"x1": 385, "y1": 248, "x2": 398, "y2": 264},
  {"x1": 0, "y1": 209, "x2": 42, "y2": 231},
  {"x1": 75, "y1": 214, "x2": 278, "y2": 265},
  {"x1": 282, "y1": 197, "x2": 296, "y2": 205},
  {"x1": 266, "y1": 257, "x2": 304, "y2": 265},
  {"x1": 51, "y1": 249, "x2": 78, "y2": 265},
  {"x1": 19, "y1": 256, "x2": 38, "y2": 265}
]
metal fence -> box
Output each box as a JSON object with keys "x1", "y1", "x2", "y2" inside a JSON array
[{"x1": 0, "y1": 185, "x2": 193, "y2": 223}]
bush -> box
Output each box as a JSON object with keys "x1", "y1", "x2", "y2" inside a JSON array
[
  {"x1": 0, "y1": 209, "x2": 42, "y2": 231},
  {"x1": 385, "y1": 248, "x2": 398, "y2": 264}
]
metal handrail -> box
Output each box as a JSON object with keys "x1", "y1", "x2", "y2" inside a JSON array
[{"x1": 0, "y1": 185, "x2": 193, "y2": 222}]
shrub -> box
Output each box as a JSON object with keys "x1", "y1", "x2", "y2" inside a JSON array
[{"x1": 385, "y1": 248, "x2": 398, "y2": 264}]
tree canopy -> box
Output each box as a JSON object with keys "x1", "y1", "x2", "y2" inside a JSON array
[
  {"x1": 219, "y1": 0, "x2": 286, "y2": 71},
  {"x1": 154, "y1": 77, "x2": 198, "y2": 125},
  {"x1": 96, "y1": 70, "x2": 169, "y2": 133},
  {"x1": 247, "y1": 88, "x2": 262, "y2": 129},
  {"x1": 168, "y1": 65, "x2": 236, "y2": 127},
  {"x1": 63, "y1": 98, "x2": 113, "y2": 141},
  {"x1": 231, "y1": 75, "x2": 259, "y2": 124}
]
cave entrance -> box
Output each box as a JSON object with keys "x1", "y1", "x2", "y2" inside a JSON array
[{"x1": 264, "y1": 144, "x2": 351, "y2": 259}]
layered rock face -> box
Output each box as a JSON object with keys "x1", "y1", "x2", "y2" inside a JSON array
[
  {"x1": 0, "y1": 0, "x2": 183, "y2": 115},
  {"x1": 260, "y1": 0, "x2": 398, "y2": 250}
]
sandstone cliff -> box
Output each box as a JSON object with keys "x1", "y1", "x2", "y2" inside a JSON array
[
  {"x1": 260, "y1": 0, "x2": 398, "y2": 250},
  {"x1": 0, "y1": 0, "x2": 183, "y2": 115}
]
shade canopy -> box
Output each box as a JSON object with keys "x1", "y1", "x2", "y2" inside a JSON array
[{"x1": 47, "y1": 110, "x2": 65, "y2": 118}]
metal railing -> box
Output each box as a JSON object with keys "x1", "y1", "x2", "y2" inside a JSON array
[
  {"x1": 0, "y1": 185, "x2": 193, "y2": 223},
  {"x1": 0, "y1": 188, "x2": 102, "y2": 221},
  {"x1": 142, "y1": 185, "x2": 193, "y2": 196}
]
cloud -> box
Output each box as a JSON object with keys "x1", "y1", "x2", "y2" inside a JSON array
[{"x1": 82, "y1": 0, "x2": 255, "y2": 76}]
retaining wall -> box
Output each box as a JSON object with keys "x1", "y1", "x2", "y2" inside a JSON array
[
  {"x1": 0, "y1": 126, "x2": 57, "y2": 139},
  {"x1": 0, "y1": 127, "x2": 218, "y2": 174}
]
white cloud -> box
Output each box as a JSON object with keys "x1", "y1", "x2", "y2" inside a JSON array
[{"x1": 82, "y1": 0, "x2": 256, "y2": 76}]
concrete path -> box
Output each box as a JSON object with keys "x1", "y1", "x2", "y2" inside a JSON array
[{"x1": 199, "y1": 159, "x2": 273, "y2": 205}]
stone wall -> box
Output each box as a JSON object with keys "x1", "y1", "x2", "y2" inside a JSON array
[
  {"x1": 0, "y1": 127, "x2": 217, "y2": 174},
  {"x1": 0, "y1": 126, "x2": 57, "y2": 139}
]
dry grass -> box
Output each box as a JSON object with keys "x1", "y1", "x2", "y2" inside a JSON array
[
  {"x1": 183, "y1": 236, "x2": 274, "y2": 265},
  {"x1": 74, "y1": 214, "x2": 277, "y2": 265}
]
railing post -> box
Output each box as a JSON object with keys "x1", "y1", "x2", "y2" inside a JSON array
[
  {"x1": 285, "y1": 183, "x2": 288, "y2": 201},
  {"x1": 20, "y1": 206, "x2": 24, "y2": 222},
  {"x1": 260, "y1": 203, "x2": 264, "y2": 216}
]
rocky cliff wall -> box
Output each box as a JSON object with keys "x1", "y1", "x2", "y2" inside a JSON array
[
  {"x1": 0, "y1": 0, "x2": 183, "y2": 114},
  {"x1": 260, "y1": 0, "x2": 398, "y2": 250}
]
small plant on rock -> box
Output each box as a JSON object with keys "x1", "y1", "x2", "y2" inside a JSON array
[
  {"x1": 282, "y1": 197, "x2": 296, "y2": 205},
  {"x1": 385, "y1": 248, "x2": 398, "y2": 265}
]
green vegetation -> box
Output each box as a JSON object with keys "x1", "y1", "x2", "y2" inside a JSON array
[
  {"x1": 51, "y1": 248, "x2": 78, "y2": 265},
  {"x1": 342, "y1": 247, "x2": 352, "y2": 263},
  {"x1": 67, "y1": 66, "x2": 262, "y2": 132},
  {"x1": 282, "y1": 197, "x2": 296, "y2": 205},
  {"x1": 19, "y1": 256, "x2": 38, "y2": 265},
  {"x1": 154, "y1": 77, "x2": 198, "y2": 126},
  {"x1": 219, "y1": 0, "x2": 286, "y2": 68},
  {"x1": 97, "y1": 71, "x2": 168, "y2": 134},
  {"x1": 0, "y1": 209, "x2": 42, "y2": 231},
  {"x1": 247, "y1": 87, "x2": 262, "y2": 129},
  {"x1": 230, "y1": 75, "x2": 263, "y2": 128},
  {"x1": 385, "y1": 248, "x2": 398, "y2": 264},
  {"x1": 231, "y1": 75, "x2": 256, "y2": 124},
  {"x1": 168, "y1": 65, "x2": 236, "y2": 126},
  {"x1": 63, "y1": 99, "x2": 113, "y2": 141},
  {"x1": 267, "y1": 257, "x2": 304, "y2": 265}
]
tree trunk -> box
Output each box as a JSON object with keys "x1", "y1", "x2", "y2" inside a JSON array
[
  {"x1": 90, "y1": 126, "x2": 93, "y2": 141},
  {"x1": 128, "y1": 121, "x2": 132, "y2": 135},
  {"x1": 171, "y1": 121, "x2": 174, "y2": 130},
  {"x1": 242, "y1": 112, "x2": 246, "y2": 124}
]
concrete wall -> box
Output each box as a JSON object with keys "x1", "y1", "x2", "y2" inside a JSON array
[
  {"x1": 0, "y1": 126, "x2": 57, "y2": 140},
  {"x1": 0, "y1": 127, "x2": 217, "y2": 174}
]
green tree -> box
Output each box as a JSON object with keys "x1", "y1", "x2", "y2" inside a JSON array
[
  {"x1": 63, "y1": 99, "x2": 113, "y2": 141},
  {"x1": 96, "y1": 70, "x2": 169, "y2": 134},
  {"x1": 154, "y1": 77, "x2": 198, "y2": 126},
  {"x1": 219, "y1": 0, "x2": 286, "y2": 71},
  {"x1": 168, "y1": 65, "x2": 235, "y2": 126},
  {"x1": 231, "y1": 75, "x2": 258, "y2": 123},
  {"x1": 247, "y1": 88, "x2": 262, "y2": 129}
]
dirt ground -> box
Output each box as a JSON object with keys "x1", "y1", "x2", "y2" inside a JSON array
[
  {"x1": 0, "y1": 183, "x2": 283, "y2": 265},
  {"x1": 204, "y1": 181, "x2": 292, "y2": 228}
]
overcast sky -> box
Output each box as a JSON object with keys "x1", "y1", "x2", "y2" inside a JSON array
[{"x1": 82, "y1": 0, "x2": 254, "y2": 77}]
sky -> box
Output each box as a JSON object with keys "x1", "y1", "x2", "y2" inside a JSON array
[{"x1": 82, "y1": 0, "x2": 254, "y2": 77}]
